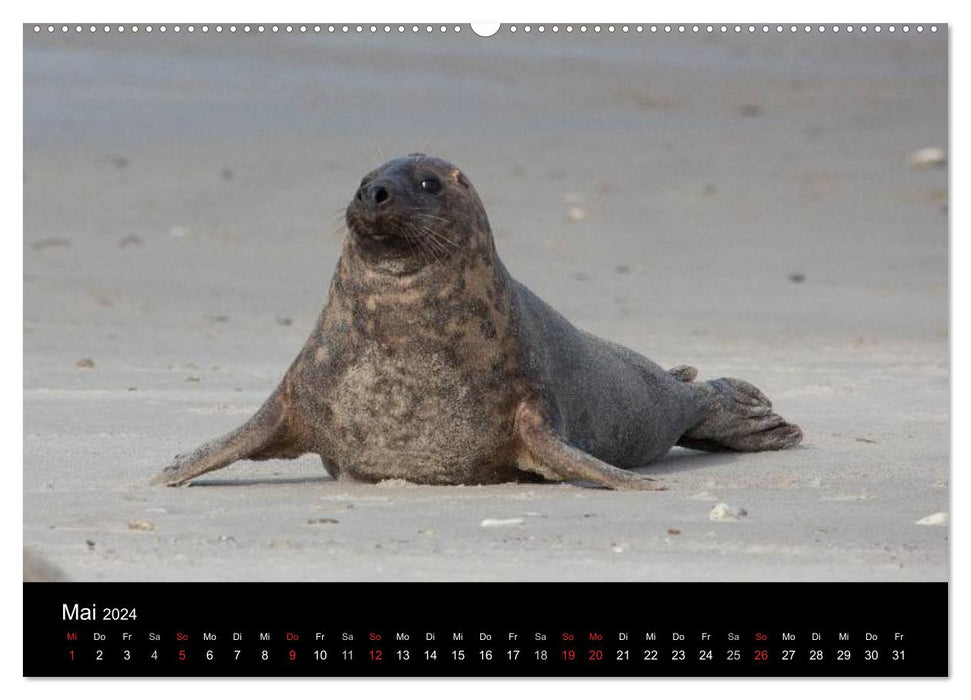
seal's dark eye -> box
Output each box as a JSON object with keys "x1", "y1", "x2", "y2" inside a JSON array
[{"x1": 420, "y1": 177, "x2": 442, "y2": 195}]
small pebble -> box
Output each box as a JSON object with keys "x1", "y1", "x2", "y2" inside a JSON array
[
  {"x1": 127, "y1": 520, "x2": 154, "y2": 531},
  {"x1": 709, "y1": 502, "x2": 747, "y2": 522},
  {"x1": 118, "y1": 234, "x2": 142, "y2": 248},
  {"x1": 915, "y1": 512, "x2": 948, "y2": 526},
  {"x1": 788, "y1": 272, "x2": 805, "y2": 283},
  {"x1": 32, "y1": 238, "x2": 72, "y2": 250},
  {"x1": 667, "y1": 528, "x2": 681, "y2": 536},
  {"x1": 276, "y1": 316, "x2": 294, "y2": 326},
  {"x1": 307, "y1": 518, "x2": 339, "y2": 525},
  {"x1": 566, "y1": 206, "x2": 586, "y2": 222},
  {"x1": 481, "y1": 518, "x2": 524, "y2": 528},
  {"x1": 75, "y1": 358, "x2": 95, "y2": 370},
  {"x1": 615, "y1": 264, "x2": 631, "y2": 274}
]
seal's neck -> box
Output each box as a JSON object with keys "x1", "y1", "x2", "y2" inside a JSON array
[
  {"x1": 337, "y1": 227, "x2": 503, "y2": 297},
  {"x1": 314, "y1": 229, "x2": 518, "y2": 368}
]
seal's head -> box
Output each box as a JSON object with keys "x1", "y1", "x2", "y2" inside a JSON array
[{"x1": 345, "y1": 154, "x2": 490, "y2": 275}]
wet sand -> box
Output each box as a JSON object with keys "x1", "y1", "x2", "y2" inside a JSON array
[{"x1": 23, "y1": 27, "x2": 948, "y2": 581}]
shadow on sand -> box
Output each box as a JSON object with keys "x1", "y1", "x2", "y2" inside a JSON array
[{"x1": 181, "y1": 446, "x2": 758, "y2": 488}]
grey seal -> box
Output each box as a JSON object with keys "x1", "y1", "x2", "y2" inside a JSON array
[{"x1": 153, "y1": 154, "x2": 801, "y2": 490}]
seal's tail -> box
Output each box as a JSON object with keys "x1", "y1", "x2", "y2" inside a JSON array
[{"x1": 676, "y1": 377, "x2": 803, "y2": 453}]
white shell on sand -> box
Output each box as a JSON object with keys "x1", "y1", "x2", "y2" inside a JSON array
[
  {"x1": 565, "y1": 206, "x2": 586, "y2": 222},
  {"x1": 709, "y1": 503, "x2": 748, "y2": 522},
  {"x1": 127, "y1": 520, "x2": 154, "y2": 531},
  {"x1": 908, "y1": 147, "x2": 947, "y2": 169},
  {"x1": 480, "y1": 518, "x2": 525, "y2": 528},
  {"x1": 915, "y1": 512, "x2": 948, "y2": 526}
]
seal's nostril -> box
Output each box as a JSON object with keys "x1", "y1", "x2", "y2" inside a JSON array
[{"x1": 361, "y1": 181, "x2": 392, "y2": 208}]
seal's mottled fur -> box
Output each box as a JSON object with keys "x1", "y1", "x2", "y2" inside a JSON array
[{"x1": 153, "y1": 155, "x2": 801, "y2": 490}]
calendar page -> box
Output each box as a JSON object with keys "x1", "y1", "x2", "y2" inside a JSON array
[{"x1": 22, "y1": 20, "x2": 949, "y2": 678}]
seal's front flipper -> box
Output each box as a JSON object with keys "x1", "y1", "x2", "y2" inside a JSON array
[
  {"x1": 151, "y1": 391, "x2": 300, "y2": 486},
  {"x1": 678, "y1": 377, "x2": 803, "y2": 453},
  {"x1": 514, "y1": 401, "x2": 664, "y2": 491}
]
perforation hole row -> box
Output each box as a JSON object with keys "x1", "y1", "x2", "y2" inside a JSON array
[{"x1": 31, "y1": 24, "x2": 940, "y2": 35}]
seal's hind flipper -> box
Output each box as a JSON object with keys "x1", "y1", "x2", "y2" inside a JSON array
[
  {"x1": 514, "y1": 401, "x2": 664, "y2": 491},
  {"x1": 151, "y1": 390, "x2": 300, "y2": 486},
  {"x1": 678, "y1": 377, "x2": 802, "y2": 453},
  {"x1": 668, "y1": 365, "x2": 698, "y2": 382}
]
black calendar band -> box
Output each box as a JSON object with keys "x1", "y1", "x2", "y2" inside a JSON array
[{"x1": 24, "y1": 582, "x2": 947, "y2": 677}]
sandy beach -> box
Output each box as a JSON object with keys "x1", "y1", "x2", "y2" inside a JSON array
[{"x1": 23, "y1": 26, "x2": 948, "y2": 581}]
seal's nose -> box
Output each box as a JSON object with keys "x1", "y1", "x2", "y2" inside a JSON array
[{"x1": 359, "y1": 179, "x2": 393, "y2": 209}]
